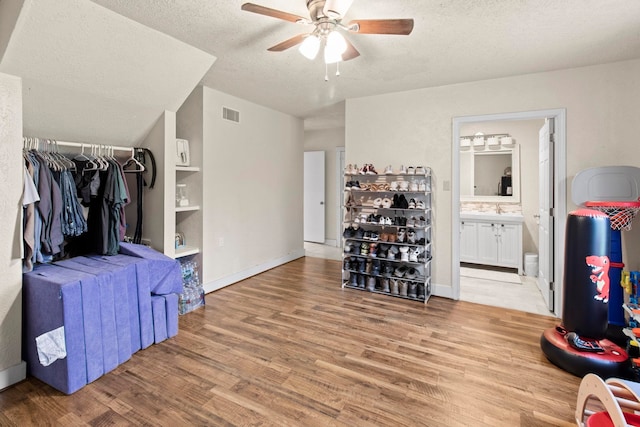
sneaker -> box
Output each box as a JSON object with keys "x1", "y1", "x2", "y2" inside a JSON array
[
  {"x1": 384, "y1": 262, "x2": 394, "y2": 277},
  {"x1": 399, "y1": 181, "x2": 409, "y2": 192},
  {"x1": 388, "y1": 233, "x2": 397, "y2": 243},
  {"x1": 344, "y1": 241, "x2": 352, "y2": 253},
  {"x1": 360, "y1": 242, "x2": 369, "y2": 255},
  {"x1": 358, "y1": 258, "x2": 366, "y2": 273},
  {"x1": 407, "y1": 166, "x2": 415, "y2": 175},
  {"x1": 416, "y1": 200, "x2": 425, "y2": 210},
  {"x1": 409, "y1": 181, "x2": 419, "y2": 192},
  {"x1": 355, "y1": 228, "x2": 365, "y2": 239},
  {"x1": 397, "y1": 228, "x2": 406, "y2": 243},
  {"x1": 365, "y1": 259, "x2": 372, "y2": 274},
  {"x1": 388, "y1": 245, "x2": 399, "y2": 259},
  {"x1": 390, "y1": 181, "x2": 399, "y2": 191},
  {"x1": 398, "y1": 195, "x2": 409, "y2": 209},
  {"x1": 399, "y1": 246, "x2": 409, "y2": 262},
  {"x1": 349, "y1": 273, "x2": 358, "y2": 286},
  {"x1": 345, "y1": 164, "x2": 354, "y2": 175},
  {"x1": 352, "y1": 181, "x2": 361, "y2": 190},
  {"x1": 373, "y1": 197, "x2": 383, "y2": 208},
  {"x1": 409, "y1": 247, "x2": 421, "y2": 263},
  {"x1": 408, "y1": 198, "x2": 416, "y2": 209},
  {"x1": 407, "y1": 229, "x2": 416, "y2": 244},
  {"x1": 372, "y1": 259, "x2": 381, "y2": 275},
  {"x1": 406, "y1": 268, "x2": 418, "y2": 280},
  {"x1": 398, "y1": 165, "x2": 407, "y2": 175},
  {"x1": 406, "y1": 217, "x2": 416, "y2": 227},
  {"x1": 343, "y1": 227, "x2": 354, "y2": 238},
  {"x1": 417, "y1": 283, "x2": 425, "y2": 299},
  {"x1": 395, "y1": 265, "x2": 407, "y2": 277},
  {"x1": 385, "y1": 217, "x2": 393, "y2": 225},
  {"x1": 366, "y1": 277, "x2": 376, "y2": 291},
  {"x1": 418, "y1": 180, "x2": 426, "y2": 192},
  {"x1": 384, "y1": 165, "x2": 394, "y2": 175},
  {"x1": 382, "y1": 198, "x2": 392, "y2": 208},
  {"x1": 367, "y1": 165, "x2": 378, "y2": 175},
  {"x1": 416, "y1": 166, "x2": 426, "y2": 175}
]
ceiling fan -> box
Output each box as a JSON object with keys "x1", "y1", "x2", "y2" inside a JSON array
[{"x1": 240, "y1": 0, "x2": 414, "y2": 63}]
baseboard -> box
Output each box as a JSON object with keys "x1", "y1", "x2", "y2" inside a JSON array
[
  {"x1": 0, "y1": 360, "x2": 26, "y2": 391},
  {"x1": 324, "y1": 239, "x2": 337, "y2": 247},
  {"x1": 203, "y1": 249, "x2": 305, "y2": 294},
  {"x1": 433, "y1": 282, "x2": 454, "y2": 299}
]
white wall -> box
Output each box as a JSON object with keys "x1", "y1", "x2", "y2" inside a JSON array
[
  {"x1": 304, "y1": 128, "x2": 345, "y2": 244},
  {"x1": 0, "y1": 72, "x2": 26, "y2": 388},
  {"x1": 347, "y1": 59, "x2": 640, "y2": 295},
  {"x1": 201, "y1": 87, "x2": 305, "y2": 291}
]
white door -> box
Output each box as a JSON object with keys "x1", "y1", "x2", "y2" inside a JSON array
[
  {"x1": 459, "y1": 221, "x2": 478, "y2": 262},
  {"x1": 497, "y1": 224, "x2": 520, "y2": 267},
  {"x1": 304, "y1": 151, "x2": 325, "y2": 243},
  {"x1": 477, "y1": 223, "x2": 498, "y2": 264},
  {"x1": 538, "y1": 118, "x2": 554, "y2": 311}
]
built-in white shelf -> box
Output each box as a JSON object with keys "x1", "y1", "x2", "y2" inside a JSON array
[{"x1": 176, "y1": 205, "x2": 200, "y2": 213}]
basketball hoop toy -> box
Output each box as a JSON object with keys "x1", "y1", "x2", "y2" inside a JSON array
[{"x1": 584, "y1": 200, "x2": 640, "y2": 329}]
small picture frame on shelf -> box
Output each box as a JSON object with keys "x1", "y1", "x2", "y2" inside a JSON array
[
  {"x1": 175, "y1": 232, "x2": 186, "y2": 249},
  {"x1": 176, "y1": 138, "x2": 190, "y2": 166}
]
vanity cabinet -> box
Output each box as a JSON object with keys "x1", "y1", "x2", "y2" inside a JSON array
[{"x1": 460, "y1": 213, "x2": 523, "y2": 274}]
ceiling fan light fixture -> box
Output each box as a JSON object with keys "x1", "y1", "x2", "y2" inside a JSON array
[
  {"x1": 326, "y1": 30, "x2": 347, "y2": 54},
  {"x1": 298, "y1": 34, "x2": 320, "y2": 60},
  {"x1": 324, "y1": 45, "x2": 343, "y2": 64},
  {"x1": 323, "y1": 0, "x2": 354, "y2": 19}
]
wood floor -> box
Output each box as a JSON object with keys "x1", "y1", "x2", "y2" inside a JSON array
[{"x1": 1, "y1": 257, "x2": 581, "y2": 426}]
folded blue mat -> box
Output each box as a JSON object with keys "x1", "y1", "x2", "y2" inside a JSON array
[
  {"x1": 54, "y1": 258, "x2": 131, "y2": 368},
  {"x1": 151, "y1": 296, "x2": 168, "y2": 343},
  {"x1": 23, "y1": 264, "x2": 101, "y2": 394},
  {"x1": 164, "y1": 293, "x2": 179, "y2": 338},
  {"x1": 89, "y1": 254, "x2": 154, "y2": 350},
  {"x1": 119, "y1": 243, "x2": 183, "y2": 295}
]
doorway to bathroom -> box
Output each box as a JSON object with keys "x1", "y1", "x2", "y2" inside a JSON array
[{"x1": 451, "y1": 109, "x2": 567, "y2": 317}]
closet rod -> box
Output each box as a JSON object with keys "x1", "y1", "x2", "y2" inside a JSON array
[{"x1": 23, "y1": 137, "x2": 135, "y2": 153}]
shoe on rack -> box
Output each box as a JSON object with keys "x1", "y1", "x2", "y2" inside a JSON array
[
  {"x1": 355, "y1": 228, "x2": 365, "y2": 240},
  {"x1": 406, "y1": 268, "x2": 418, "y2": 280},
  {"x1": 382, "y1": 198, "x2": 392, "y2": 208},
  {"x1": 384, "y1": 165, "x2": 394, "y2": 175},
  {"x1": 345, "y1": 181, "x2": 353, "y2": 190},
  {"x1": 358, "y1": 258, "x2": 366, "y2": 273},
  {"x1": 366, "y1": 277, "x2": 377, "y2": 291},
  {"x1": 407, "y1": 217, "x2": 416, "y2": 227},
  {"x1": 390, "y1": 279, "x2": 399, "y2": 295},
  {"x1": 408, "y1": 282, "x2": 418, "y2": 298},
  {"x1": 399, "y1": 246, "x2": 409, "y2": 262},
  {"x1": 349, "y1": 273, "x2": 358, "y2": 287},
  {"x1": 372, "y1": 259, "x2": 381, "y2": 275},
  {"x1": 399, "y1": 280, "x2": 408, "y2": 296},
  {"x1": 409, "y1": 247, "x2": 421, "y2": 262},
  {"x1": 407, "y1": 166, "x2": 415, "y2": 175},
  {"x1": 359, "y1": 164, "x2": 368, "y2": 175},
  {"x1": 407, "y1": 228, "x2": 416, "y2": 244},
  {"x1": 358, "y1": 274, "x2": 366, "y2": 288},
  {"x1": 394, "y1": 265, "x2": 408, "y2": 277},
  {"x1": 388, "y1": 233, "x2": 397, "y2": 243},
  {"x1": 379, "y1": 232, "x2": 388, "y2": 242},
  {"x1": 415, "y1": 166, "x2": 426, "y2": 175},
  {"x1": 377, "y1": 245, "x2": 388, "y2": 259},
  {"x1": 417, "y1": 283, "x2": 425, "y2": 299},
  {"x1": 397, "y1": 228, "x2": 406, "y2": 243},
  {"x1": 381, "y1": 278, "x2": 390, "y2": 293},
  {"x1": 345, "y1": 164, "x2": 354, "y2": 175},
  {"x1": 367, "y1": 164, "x2": 378, "y2": 175},
  {"x1": 408, "y1": 198, "x2": 416, "y2": 209},
  {"x1": 344, "y1": 241, "x2": 353, "y2": 253},
  {"x1": 352, "y1": 181, "x2": 361, "y2": 190},
  {"x1": 390, "y1": 181, "x2": 399, "y2": 191},
  {"x1": 398, "y1": 165, "x2": 407, "y2": 175},
  {"x1": 384, "y1": 262, "x2": 395, "y2": 277},
  {"x1": 399, "y1": 195, "x2": 409, "y2": 209},
  {"x1": 392, "y1": 194, "x2": 399, "y2": 208},
  {"x1": 388, "y1": 245, "x2": 399, "y2": 259},
  {"x1": 361, "y1": 242, "x2": 369, "y2": 255},
  {"x1": 369, "y1": 242, "x2": 378, "y2": 257},
  {"x1": 416, "y1": 200, "x2": 425, "y2": 210},
  {"x1": 373, "y1": 197, "x2": 382, "y2": 208},
  {"x1": 365, "y1": 259, "x2": 372, "y2": 274},
  {"x1": 399, "y1": 181, "x2": 409, "y2": 192},
  {"x1": 409, "y1": 181, "x2": 419, "y2": 192}
]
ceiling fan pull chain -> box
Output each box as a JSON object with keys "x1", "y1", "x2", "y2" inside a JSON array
[
  {"x1": 336, "y1": 62, "x2": 341, "y2": 77},
  {"x1": 325, "y1": 63, "x2": 329, "y2": 81}
]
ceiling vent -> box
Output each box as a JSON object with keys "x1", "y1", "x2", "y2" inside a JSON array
[{"x1": 222, "y1": 107, "x2": 240, "y2": 123}]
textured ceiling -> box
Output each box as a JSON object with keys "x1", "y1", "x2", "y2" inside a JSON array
[{"x1": 57, "y1": 0, "x2": 640, "y2": 129}]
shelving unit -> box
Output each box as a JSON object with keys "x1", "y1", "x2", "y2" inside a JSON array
[{"x1": 341, "y1": 167, "x2": 432, "y2": 303}]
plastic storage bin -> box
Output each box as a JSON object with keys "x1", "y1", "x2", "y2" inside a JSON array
[{"x1": 524, "y1": 253, "x2": 539, "y2": 277}]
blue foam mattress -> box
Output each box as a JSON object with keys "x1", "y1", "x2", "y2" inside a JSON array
[{"x1": 119, "y1": 243, "x2": 183, "y2": 295}]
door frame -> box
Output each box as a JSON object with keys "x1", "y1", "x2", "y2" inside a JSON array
[
  {"x1": 451, "y1": 109, "x2": 566, "y2": 317},
  {"x1": 336, "y1": 147, "x2": 345, "y2": 247}
]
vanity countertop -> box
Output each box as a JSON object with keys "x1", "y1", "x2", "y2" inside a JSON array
[{"x1": 460, "y1": 211, "x2": 524, "y2": 223}]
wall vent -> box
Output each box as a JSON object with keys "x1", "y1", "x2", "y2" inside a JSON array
[{"x1": 222, "y1": 107, "x2": 240, "y2": 123}]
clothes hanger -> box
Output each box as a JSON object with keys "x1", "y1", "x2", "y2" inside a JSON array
[{"x1": 122, "y1": 147, "x2": 145, "y2": 173}]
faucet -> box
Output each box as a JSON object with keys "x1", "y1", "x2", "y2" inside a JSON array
[{"x1": 496, "y1": 202, "x2": 503, "y2": 214}]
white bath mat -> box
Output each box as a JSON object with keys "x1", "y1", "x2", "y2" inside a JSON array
[{"x1": 460, "y1": 266, "x2": 521, "y2": 284}]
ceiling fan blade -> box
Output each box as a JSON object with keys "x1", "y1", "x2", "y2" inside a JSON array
[
  {"x1": 348, "y1": 19, "x2": 414, "y2": 35},
  {"x1": 342, "y1": 39, "x2": 360, "y2": 61},
  {"x1": 241, "y1": 3, "x2": 308, "y2": 24},
  {"x1": 267, "y1": 34, "x2": 307, "y2": 52},
  {"x1": 323, "y1": 0, "x2": 354, "y2": 19}
]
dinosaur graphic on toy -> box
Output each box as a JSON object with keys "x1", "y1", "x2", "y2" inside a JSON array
[{"x1": 586, "y1": 255, "x2": 610, "y2": 303}]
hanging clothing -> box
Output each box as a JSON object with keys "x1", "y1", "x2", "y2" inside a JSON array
[{"x1": 22, "y1": 164, "x2": 40, "y2": 273}]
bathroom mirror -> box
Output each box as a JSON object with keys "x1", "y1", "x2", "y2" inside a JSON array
[{"x1": 460, "y1": 145, "x2": 520, "y2": 202}]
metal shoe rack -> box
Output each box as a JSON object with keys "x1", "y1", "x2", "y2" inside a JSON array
[{"x1": 341, "y1": 167, "x2": 432, "y2": 303}]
